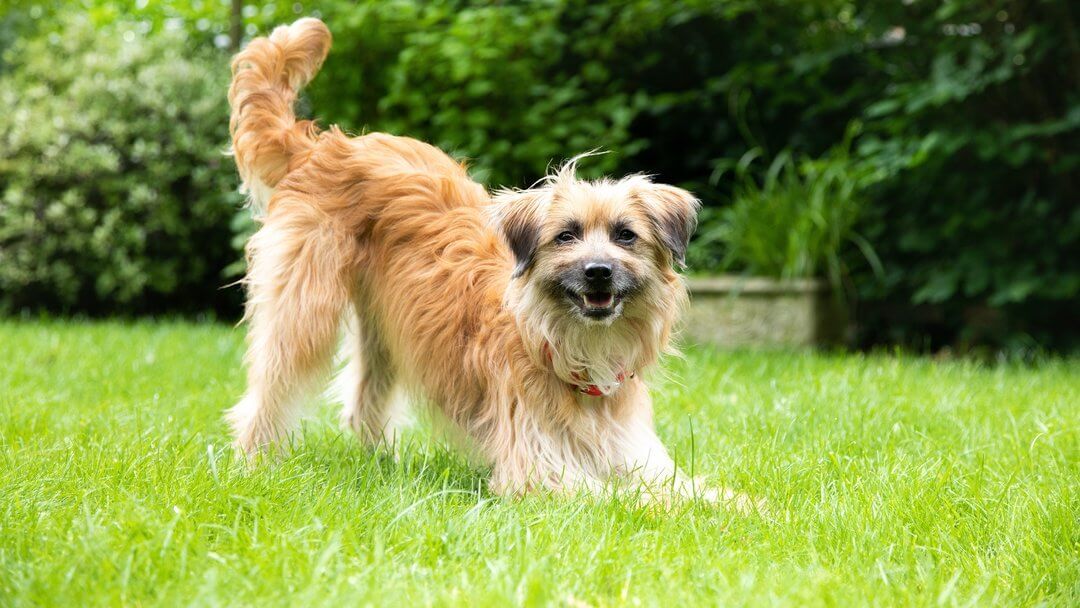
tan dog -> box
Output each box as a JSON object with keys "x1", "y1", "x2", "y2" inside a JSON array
[{"x1": 226, "y1": 18, "x2": 740, "y2": 505}]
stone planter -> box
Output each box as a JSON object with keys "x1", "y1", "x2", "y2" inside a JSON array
[{"x1": 683, "y1": 276, "x2": 847, "y2": 348}]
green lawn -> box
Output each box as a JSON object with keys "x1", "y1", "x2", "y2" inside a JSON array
[{"x1": 1, "y1": 321, "x2": 1077, "y2": 606}]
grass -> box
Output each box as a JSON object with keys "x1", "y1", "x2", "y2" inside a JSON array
[{"x1": 1, "y1": 320, "x2": 1077, "y2": 606}]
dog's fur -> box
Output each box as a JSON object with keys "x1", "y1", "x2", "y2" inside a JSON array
[{"x1": 226, "y1": 18, "x2": 737, "y2": 503}]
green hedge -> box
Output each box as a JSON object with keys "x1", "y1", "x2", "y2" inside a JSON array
[
  {"x1": 308, "y1": 0, "x2": 1080, "y2": 349},
  {"x1": 0, "y1": 1, "x2": 1076, "y2": 349},
  {"x1": 0, "y1": 16, "x2": 242, "y2": 315}
]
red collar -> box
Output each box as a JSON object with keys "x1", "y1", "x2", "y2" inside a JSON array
[{"x1": 541, "y1": 342, "x2": 635, "y2": 397}]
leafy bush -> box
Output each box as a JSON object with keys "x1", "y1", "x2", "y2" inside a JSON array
[
  {"x1": 298, "y1": 0, "x2": 674, "y2": 186},
  {"x1": 0, "y1": 1, "x2": 1075, "y2": 348},
  {"x1": 689, "y1": 130, "x2": 883, "y2": 294},
  {"x1": 0, "y1": 16, "x2": 242, "y2": 315},
  {"x1": 302, "y1": 0, "x2": 1078, "y2": 347},
  {"x1": 836, "y1": 2, "x2": 1079, "y2": 348},
  {"x1": 605, "y1": 0, "x2": 1077, "y2": 348}
]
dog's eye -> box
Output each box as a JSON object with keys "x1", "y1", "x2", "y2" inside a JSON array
[
  {"x1": 615, "y1": 229, "x2": 637, "y2": 244},
  {"x1": 555, "y1": 231, "x2": 577, "y2": 244}
]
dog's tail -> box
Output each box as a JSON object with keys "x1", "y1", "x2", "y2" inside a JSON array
[{"x1": 228, "y1": 18, "x2": 332, "y2": 215}]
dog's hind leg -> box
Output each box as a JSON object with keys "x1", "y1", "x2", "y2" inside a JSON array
[
  {"x1": 334, "y1": 302, "x2": 400, "y2": 448},
  {"x1": 227, "y1": 207, "x2": 353, "y2": 456}
]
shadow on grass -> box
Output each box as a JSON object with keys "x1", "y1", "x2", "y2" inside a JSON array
[
  {"x1": 208, "y1": 426, "x2": 767, "y2": 528},
  {"x1": 283, "y1": 428, "x2": 491, "y2": 498}
]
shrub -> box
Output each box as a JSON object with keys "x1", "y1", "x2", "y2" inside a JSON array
[
  {"x1": 1, "y1": 1, "x2": 1076, "y2": 348},
  {"x1": 302, "y1": 0, "x2": 1078, "y2": 347},
  {"x1": 299, "y1": 0, "x2": 670, "y2": 187},
  {"x1": 0, "y1": 16, "x2": 242, "y2": 315},
  {"x1": 689, "y1": 128, "x2": 883, "y2": 295}
]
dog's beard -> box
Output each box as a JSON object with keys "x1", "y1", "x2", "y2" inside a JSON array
[{"x1": 510, "y1": 277, "x2": 669, "y2": 388}]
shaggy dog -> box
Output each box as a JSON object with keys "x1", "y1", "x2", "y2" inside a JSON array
[{"x1": 226, "y1": 18, "x2": 747, "y2": 506}]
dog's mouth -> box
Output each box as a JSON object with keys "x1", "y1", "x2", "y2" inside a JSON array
[{"x1": 565, "y1": 289, "x2": 622, "y2": 319}]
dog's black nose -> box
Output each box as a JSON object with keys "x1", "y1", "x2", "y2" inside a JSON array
[{"x1": 584, "y1": 262, "x2": 612, "y2": 283}]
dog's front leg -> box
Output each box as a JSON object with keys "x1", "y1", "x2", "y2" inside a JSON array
[
  {"x1": 484, "y1": 409, "x2": 607, "y2": 498},
  {"x1": 611, "y1": 383, "x2": 764, "y2": 512}
]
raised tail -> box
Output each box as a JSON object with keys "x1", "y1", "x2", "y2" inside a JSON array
[{"x1": 228, "y1": 17, "x2": 332, "y2": 215}]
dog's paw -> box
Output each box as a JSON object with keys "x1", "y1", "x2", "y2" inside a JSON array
[
  {"x1": 678, "y1": 477, "x2": 767, "y2": 514},
  {"x1": 705, "y1": 487, "x2": 768, "y2": 515}
]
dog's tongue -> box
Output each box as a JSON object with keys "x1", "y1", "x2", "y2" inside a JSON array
[{"x1": 584, "y1": 292, "x2": 613, "y2": 308}]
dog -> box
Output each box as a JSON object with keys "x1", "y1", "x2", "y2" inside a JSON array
[{"x1": 226, "y1": 18, "x2": 749, "y2": 507}]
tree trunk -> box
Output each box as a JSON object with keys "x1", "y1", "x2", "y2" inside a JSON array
[{"x1": 230, "y1": 0, "x2": 243, "y2": 51}]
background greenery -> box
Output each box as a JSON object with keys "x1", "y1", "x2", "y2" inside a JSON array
[
  {"x1": 0, "y1": 0, "x2": 1076, "y2": 350},
  {"x1": 0, "y1": 16, "x2": 240, "y2": 315}
]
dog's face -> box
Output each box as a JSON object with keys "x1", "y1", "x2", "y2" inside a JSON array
[{"x1": 494, "y1": 170, "x2": 699, "y2": 326}]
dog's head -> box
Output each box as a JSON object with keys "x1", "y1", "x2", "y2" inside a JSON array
[{"x1": 492, "y1": 160, "x2": 699, "y2": 328}]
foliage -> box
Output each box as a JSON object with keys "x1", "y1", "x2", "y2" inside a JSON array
[
  {"x1": 0, "y1": 0, "x2": 1075, "y2": 348},
  {"x1": 836, "y1": 1, "x2": 1080, "y2": 347},
  {"x1": 688, "y1": 128, "x2": 883, "y2": 294},
  {"x1": 0, "y1": 15, "x2": 242, "y2": 314},
  {"x1": 582, "y1": 0, "x2": 1077, "y2": 348},
  {"x1": 2, "y1": 321, "x2": 1078, "y2": 604},
  {"x1": 297, "y1": 0, "x2": 671, "y2": 186}
]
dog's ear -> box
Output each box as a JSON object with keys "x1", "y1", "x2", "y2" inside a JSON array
[
  {"x1": 489, "y1": 189, "x2": 549, "y2": 278},
  {"x1": 636, "y1": 182, "x2": 700, "y2": 268}
]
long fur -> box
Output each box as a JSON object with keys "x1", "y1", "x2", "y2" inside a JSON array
[
  {"x1": 225, "y1": 19, "x2": 756, "y2": 508},
  {"x1": 228, "y1": 17, "x2": 331, "y2": 214}
]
